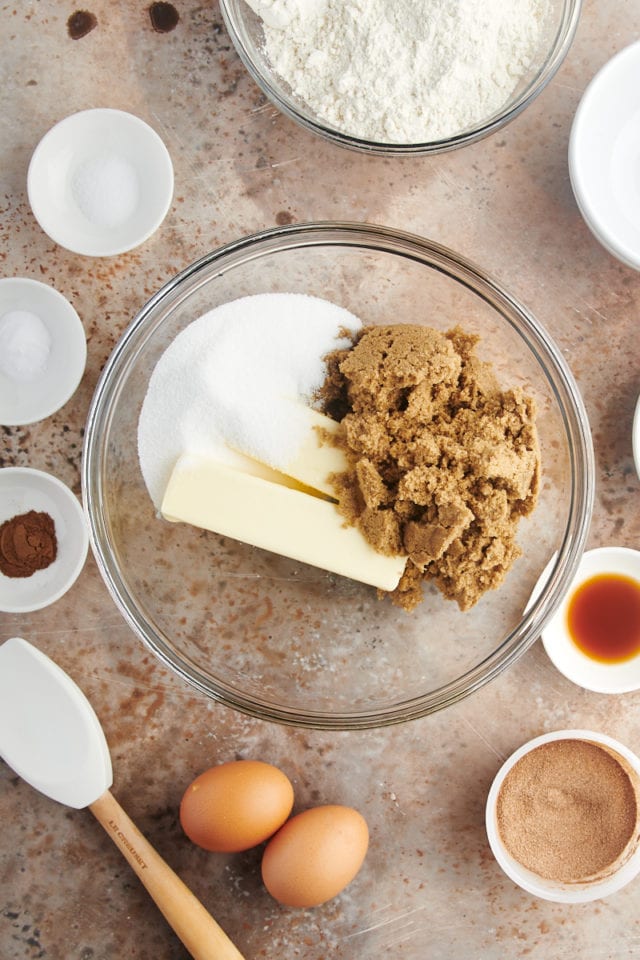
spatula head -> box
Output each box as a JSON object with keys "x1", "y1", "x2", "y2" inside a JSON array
[{"x1": 0, "y1": 637, "x2": 112, "y2": 808}]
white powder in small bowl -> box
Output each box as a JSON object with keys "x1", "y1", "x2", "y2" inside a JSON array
[
  {"x1": 72, "y1": 153, "x2": 139, "y2": 228},
  {"x1": 137, "y1": 292, "x2": 361, "y2": 508},
  {"x1": 0, "y1": 309, "x2": 52, "y2": 382}
]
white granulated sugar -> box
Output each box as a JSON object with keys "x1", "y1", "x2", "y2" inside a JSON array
[
  {"x1": 137, "y1": 293, "x2": 361, "y2": 508},
  {"x1": 256, "y1": 0, "x2": 549, "y2": 142}
]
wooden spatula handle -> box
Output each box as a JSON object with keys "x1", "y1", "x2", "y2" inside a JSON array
[{"x1": 90, "y1": 790, "x2": 245, "y2": 960}]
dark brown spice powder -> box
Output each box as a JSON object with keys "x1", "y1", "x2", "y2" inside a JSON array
[
  {"x1": 496, "y1": 739, "x2": 639, "y2": 882},
  {"x1": 0, "y1": 510, "x2": 58, "y2": 578}
]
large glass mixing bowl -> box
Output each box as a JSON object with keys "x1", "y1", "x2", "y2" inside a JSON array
[{"x1": 82, "y1": 222, "x2": 594, "y2": 728}]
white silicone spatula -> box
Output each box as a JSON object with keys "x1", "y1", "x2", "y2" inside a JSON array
[{"x1": 0, "y1": 637, "x2": 245, "y2": 960}]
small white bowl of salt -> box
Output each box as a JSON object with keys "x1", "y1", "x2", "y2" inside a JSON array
[
  {"x1": 0, "y1": 278, "x2": 86, "y2": 426},
  {"x1": 27, "y1": 108, "x2": 174, "y2": 257}
]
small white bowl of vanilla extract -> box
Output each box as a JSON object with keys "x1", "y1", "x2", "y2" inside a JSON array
[{"x1": 541, "y1": 547, "x2": 640, "y2": 693}]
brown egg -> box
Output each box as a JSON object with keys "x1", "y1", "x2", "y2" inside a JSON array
[
  {"x1": 261, "y1": 804, "x2": 369, "y2": 907},
  {"x1": 180, "y1": 759, "x2": 294, "y2": 852}
]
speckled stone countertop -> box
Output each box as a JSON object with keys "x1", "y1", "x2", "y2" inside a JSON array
[{"x1": 2, "y1": 2, "x2": 640, "y2": 959}]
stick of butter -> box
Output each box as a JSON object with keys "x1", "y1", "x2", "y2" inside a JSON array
[
  {"x1": 161, "y1": 455, "x2": 407, "y2": 591},
  {"x1": 228, "y1": 406, "x2": 348, "y2": 500}
]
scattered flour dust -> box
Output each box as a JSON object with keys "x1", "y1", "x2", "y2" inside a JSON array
[{"x1": 245, "y1": 0, "x2": 550, "y2": 142}]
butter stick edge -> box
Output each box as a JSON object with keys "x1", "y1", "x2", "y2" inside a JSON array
[{"x1": 161, "y1": 454, "x2": 406, "y2": 592}]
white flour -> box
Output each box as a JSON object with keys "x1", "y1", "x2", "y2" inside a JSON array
[
  {"x1": 243, "y1": 0, "x2": 323, "y2": 28},
  {"x1": 246, "y1": 0, "x2": 549, "y2": 142}
]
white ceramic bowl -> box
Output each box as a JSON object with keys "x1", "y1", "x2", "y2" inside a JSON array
[
  {"x1": 569, "y1": 41, "x2": 640, "y2": 270},
  {"x1": 633, "y1": 394, "x2": 640, "y2": 480},
  {"x1": 0, "y1": 278, "x2": 86, "y2": 426},
  {"x1": 0, "y1": 467, "x2": 88, "y2": 613},
  {"x1": 540, "y1": 547, "x2": 640, "y2": 693},
  {"x1": 27, "y1": 108, "x2": 174, "y2": 257},
  {"x1": 486, "y1": 729, "x2": 640, "y2": 903}
]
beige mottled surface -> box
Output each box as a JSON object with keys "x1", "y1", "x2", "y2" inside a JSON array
[{"x1": 2, "y1": 1, "x2": 640, "y2": 958}]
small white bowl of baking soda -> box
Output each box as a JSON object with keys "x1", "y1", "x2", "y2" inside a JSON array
[{"x1": 0, "y1": 277, "x2": 86, "y2": 426}]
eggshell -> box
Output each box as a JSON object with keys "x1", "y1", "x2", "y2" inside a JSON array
[
  {"x1": 261, "y1": 804, "x2": 369, "y2": 907},
  {"x1": 180, "y1": 759, "x2": 294, "y2": 852}
]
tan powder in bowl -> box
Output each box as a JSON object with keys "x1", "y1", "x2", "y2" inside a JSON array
[{"x1": 496, "y1": 739, "x2": 640, "y2": 883}]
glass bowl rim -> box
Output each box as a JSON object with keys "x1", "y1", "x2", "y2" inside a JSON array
[
  {"x1": 219, "y1": 0, "x2": 584, "y2": 157},
  {"x1": 82, "y1": 220, "x2": 595, "y2": 729}
]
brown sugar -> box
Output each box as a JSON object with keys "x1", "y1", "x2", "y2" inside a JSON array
[
  {"x1": 496, "y1": 739, "x2": 640, "y2": 882},
  {"x1": 318, "y1": 323, "x2": 540, "y2": 611}
]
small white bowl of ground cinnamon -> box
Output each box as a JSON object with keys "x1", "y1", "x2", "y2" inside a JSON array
[
  {"x1": 486, "y1": 729, "x2": 640, "y2": 902},
  {"x1": 0, "y1": 467, "x2": 88, "y2": 612}
]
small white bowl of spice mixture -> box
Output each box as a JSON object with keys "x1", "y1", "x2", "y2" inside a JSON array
[
  {"x1": 0, "y1": 467, "x2": 89, "y2": 613},
  {"x1": 540, "y1": 547, "x2": 640, "y2": 694},
  {"x1": 27, "y1": 108, "x2": 174, "y2": 257},
  {"x1": 486, "y1": 729, "x2": 640, "y2": 902}
]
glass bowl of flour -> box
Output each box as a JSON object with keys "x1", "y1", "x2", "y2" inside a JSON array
[
  {"x1": 219, "y1": 0, "x2": 582, "y2": 155},
  {"x1": 82, "y1": 222, "x2": 593, "y2": 728}
]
